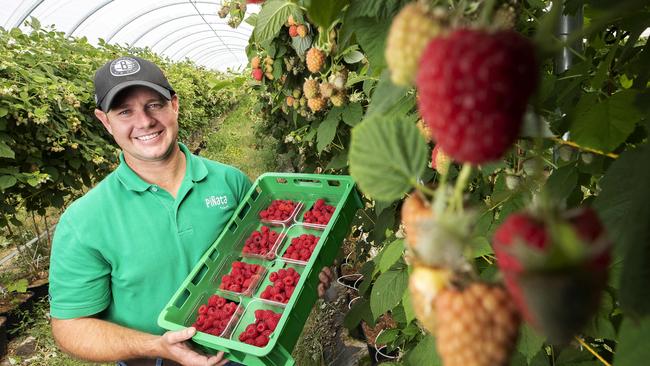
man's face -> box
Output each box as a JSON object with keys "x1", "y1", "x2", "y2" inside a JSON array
[{"x1": 94, "y1": 86, "x2": 179, "y2": 165}]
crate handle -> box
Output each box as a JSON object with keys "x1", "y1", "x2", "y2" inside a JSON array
[{"x1": 292, "y1": 178, "x2": 323, "y2": 187}]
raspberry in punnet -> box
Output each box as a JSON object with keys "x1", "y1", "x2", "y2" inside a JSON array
[
  {"x1": 283, "y1": 234, "x2": 319, "y2": 262},
  {"x1": 192, "y1": 294, "x2": 240, "y2": 337},
  {"x1": 260, "y1": 267, "x2": 300, "y2": 304},
  {"x1": 303, "y1": 199, "x2": 334, "y2": 226},
  {"x1": 242, "y1": 226, "x2": 281, "y2": 258},
  {"x1": 237, "y1": 309, "x2": 282, "y2": 346},
  {"x1": 219, "y1": 261, "x2": 264, "y2": 294},
  {"x1": 259, "y1": 199, "x2": 298, "y2": 222},
  {"x1": 416, "y1": 28, "x2": 538, "y2": 164}
]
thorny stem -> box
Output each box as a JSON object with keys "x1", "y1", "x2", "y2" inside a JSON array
[{"x1": 575, "y1": 337, "x2": 612, "y2": 366}]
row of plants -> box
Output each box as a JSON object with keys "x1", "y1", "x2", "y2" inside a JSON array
[
  {"x1": 242, "y1": 0, "x2": 649, "y2": 365},
  {"x1": 0, "y1": 18, "x2": 248, "y2": 225}
]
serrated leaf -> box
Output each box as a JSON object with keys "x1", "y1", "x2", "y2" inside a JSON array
[
  {"x1": 378, "y1": 239, "x2": 404, "y2": 273},
  {"x1": 0, "y1": 175, "x2": 17, "y2": 190},
  {"x1": 0, "y1": 141, "x2": 15, "y2": 159},
  {"x1": 349, "y1": 114, "x2": 428, "y2": 201},
  {"x1": 306, "y1": 0, "x2": 349, "y2": 29},
  {"x1": 245, "y1": 14, "x2": 258, "y2": 26},
  {"x1": 325, "y1": 149, "x2": 348, "y2": 170},
  {"x1": 571, "y1": 90, "x2": 643, "y2": 152},
  {"x1": 0, "y1": 107, "x2": 8, "y2": 117},
  {"x1": 317, "y1": 109, "x2": 341, "y2": 153},
  {"x1": 370, "y1": 269, "x2": 408, "y2": 319},
  {"x1": 614, "y1": 316, "x2": 650, "y2": 366},
  {"x1": 253, "y1": 0, "x2": 300, "y2": 43},
  {"x1": 516, "y1": 324, "x2": 546, "y2": 363},
  {"x1": 405, "y1": 334, "x2": 441, "y2": 366},
  {"x1": 344, "y1": 297, "x2": 373, "y2": 329},
  {"x1": 594, "y1": 144, "x2": 650, "y2": 318},
  {"x1": 342, "y1": 102, "x2": 363, "y2": 126},
  {"x1": 471, "y1": 236, "x2": 493, "y2": 258},
  {"x1": 291, "y1": 33, "x2": 312, "y2": 58},
  {"x1": 545, "y1": 164, "x2": 579, "y2": 204},
  {"x1": 6, "y1": 278, "x2": 28, "y2": 293}
]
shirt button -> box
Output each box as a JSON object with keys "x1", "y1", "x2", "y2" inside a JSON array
[{"x1": 151, "y1": 186, "x2": 158, "y2": 192}]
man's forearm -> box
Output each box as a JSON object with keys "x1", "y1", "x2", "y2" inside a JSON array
[{"x1": 51, "y1": 317, "x2": 162, "y2": 362}]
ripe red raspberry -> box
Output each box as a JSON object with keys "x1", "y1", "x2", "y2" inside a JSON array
[
  {"x1": 251, "y1": 68, "x2": 263, "y2": 81},
  {"x1": 306, "y1": 47, "x2": 325, "y2": 73},
  {"x1": 492, "y1": 207, "x2": 611, "y2": 342},
  {"x1": 288, "y1": 25, "x2": 298, "y2": 37},
  {"x1": 417, "y1": 29, "x2": 538, "y2": 164}
]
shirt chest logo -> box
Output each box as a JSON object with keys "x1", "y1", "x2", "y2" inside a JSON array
[{"x1": 205, "y1": 195, "x2": 229, "y2": 209}]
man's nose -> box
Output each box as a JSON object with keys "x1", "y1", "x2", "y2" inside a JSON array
[{"x1": 133, "y1": 108, "x2": 156, "y2": 128}]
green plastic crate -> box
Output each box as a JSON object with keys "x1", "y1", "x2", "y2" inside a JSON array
[{"x1": 158, "y1": 173, "x2": 362, "y2": 366}]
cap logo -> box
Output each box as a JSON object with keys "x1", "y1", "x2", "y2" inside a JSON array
[{"x1": 110, "y1": 57, "x2": 140, "y2": 76}]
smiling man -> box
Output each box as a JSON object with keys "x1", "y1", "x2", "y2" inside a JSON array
[{"x1": 48, "y1": 56, "x2": 333, "y2": 366}]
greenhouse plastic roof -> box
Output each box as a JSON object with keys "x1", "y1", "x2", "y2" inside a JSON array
[{"x1": 0, "y1": 0, "x2": 259, "y2": 71}]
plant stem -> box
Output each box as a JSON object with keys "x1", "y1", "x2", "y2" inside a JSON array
[
  {"x1": 452, "y1": 163, "x2": 473, "y2": 212},
  {"x1": 551, "y1": 137, "x2": 619, "y2": 159},
  {"x1": 575, "y1": 337, "x2": 612, "y2": 366},
  {"x1": 413, "y1": 181, "x2": 437, "y2": 198}
]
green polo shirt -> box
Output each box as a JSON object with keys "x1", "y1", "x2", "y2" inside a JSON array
[{"x1": 49, "y1": 143, "x2": 252, "y2": 334}]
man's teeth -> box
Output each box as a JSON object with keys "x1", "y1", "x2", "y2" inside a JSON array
[{"x1": 135, "y1": 131, "x2": 161, "y2": 141}]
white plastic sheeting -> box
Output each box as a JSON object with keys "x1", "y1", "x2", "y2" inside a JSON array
[{"x1": 0, "y1": 0, "x2": 259, "y2": 71}]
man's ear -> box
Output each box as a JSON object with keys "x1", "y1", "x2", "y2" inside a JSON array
[
  {"x1": 171, "y1": 95, "x2": 179, "y2": 115},
  {"x1": 94, "y1": 109, "x2": 112, "y2": 135}
]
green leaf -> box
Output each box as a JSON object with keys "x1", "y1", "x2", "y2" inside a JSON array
[
  {"x1": 6, "y1": 278, "x2": 28, "y2": 293},
  {"x1": 594, "y1": 144, "x2": 650, "y2": 318},
  {"x1": 516, "y1": 324, "x2": 546, "y2": 363},
  {"x1": 253, "y1": 0, "x2": 300, "y2": 43},
  {"x1": 378, "y1": 239, "x2": 404, "y2": 273},
  {"x1": 545, "y1": 164, "x2": 579, "y2": 204},
  {"x1": 471, "y1": 236, "x2": 493, "y2": 258},
  {"x1": 375, "y1": 328, "x2": 399, "y2": 345},
  {"x1": 370, "y1": 269, "x2": 408, "y2": 319},
  {"x1": 291, "y1": 33, "x2": 312, "y2": 58},
  {"x1": 343, "y1": 50, "x2": 365, "y2": 64},
  {"x1": 404, "y1": 334, "x2": 441, "y2": 366},
  {"x1": 0, "y1": 107, "x2": 8, "y2": 117},
  {"x1": 571, "y1": 90, "x2": 643, "y2": 152},
  {"x1": 349, "y1": 114, "x2": 428, "y2": 202},
  {"x1": 366, "y1": 70, "x2": 409, "y2": 117},
  {"x1": 344, "y1": 297, "x2": 374, "y2": 329},
  {"x1": 305, "y1": 0, "x2": 349, "y2": 29},
  {"x1": 245, "y1": 14, "x2": 258, "y2": 27},
  {"x1": 614, "y1": 316, "x2": 650, "y2": 366},
  {"x1": 402, "y1": 290, "x2": 415, "y2": 324},
  {"x1": 0, "y1": 141, "x2": 15, "y2": 159},
  {"x1": 353, "y1": 17, "x2": 390, "y2": 74},
  {"x1": 342, "y1": 102, "x2": 363, "y2": 126},
  {"x1": 317, "y1": 109, "x2": 341, "y2": 153},
  {"x1": 0, "y1": 175, "x2": 17, "y2": 190},
  {"x1": 325, "y1": 149, "x2": 348, "y2": 170}
]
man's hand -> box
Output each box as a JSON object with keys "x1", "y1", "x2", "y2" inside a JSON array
[
  {"x1": 159, "y1": 327, "x2": 229, "y2": 366},
  {"x1": 317, "y1": 266, "x2": 334, "y2": 298}
]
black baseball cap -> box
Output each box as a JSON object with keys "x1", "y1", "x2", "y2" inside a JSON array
[{"x1": 93, "y1": 56, "x2": 175, "y2": 111}]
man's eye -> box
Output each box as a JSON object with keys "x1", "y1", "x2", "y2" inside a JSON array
[
  {"x1": 148, "y1": 103, "x2": 163, "y2": 109},
  {"x1": 117, "y1": 109, "x2": 130, "y2": 116}
]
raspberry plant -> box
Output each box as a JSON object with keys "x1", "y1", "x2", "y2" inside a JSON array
[{"x1": 242, "y1": 0, "x2": 650, "y2": 364}]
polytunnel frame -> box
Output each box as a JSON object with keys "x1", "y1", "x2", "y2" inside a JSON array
[
  {"x1": 150, "y1": 23, "x2": 250, "y2": 50},
  {"x1": 160, "y1": 31, "x2": 249, "y2": 55},
  {"x1": 104, "y1": 1, "x2": 223, "y2": 43},
  {"x1": 169, "y1": 36, "x2": 245, "y2": 60},
  {"x1": 202, "y1": 52, "x2": 243, "y2": 68},
  {"x1": 190, "y1": 45, "x2": 246, "y2": 65},
  {"x1": 9, "y1": 0, "x2": 254, "y2": 70}
]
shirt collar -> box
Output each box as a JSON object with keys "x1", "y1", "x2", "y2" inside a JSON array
[{"x1": 115, "y1": 142, "x2": 208, "y2": 192}]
